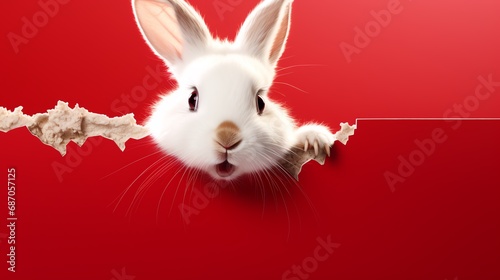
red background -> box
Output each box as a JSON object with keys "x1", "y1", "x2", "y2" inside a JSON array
[{"x1": 1, "y1": 0, "x2": 500, "y2": 279}]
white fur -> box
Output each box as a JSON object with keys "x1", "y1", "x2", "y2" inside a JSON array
[{"x1": 133, "y1": 0, "x2": 334, "y2": 180}]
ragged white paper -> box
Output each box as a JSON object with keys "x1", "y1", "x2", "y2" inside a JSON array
[{"x1": 0, "y1": 101, "x2": 149, "y2": 155}]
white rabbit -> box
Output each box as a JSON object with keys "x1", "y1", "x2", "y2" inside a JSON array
[{"x1": 133, "y1": 0, "x2": 334, "y2": 180}]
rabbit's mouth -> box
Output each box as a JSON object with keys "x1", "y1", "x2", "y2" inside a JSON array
[{"x1": 216, "y1": 160, "x2": 235, "y2": 178}]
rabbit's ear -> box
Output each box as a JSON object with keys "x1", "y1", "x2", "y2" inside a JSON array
[
  {"x1": 235, "y1": 0, "x2": 293, "y2": 66},
  {"x1": 133, "y1": 0, "x2": 211, "y2": 63}
]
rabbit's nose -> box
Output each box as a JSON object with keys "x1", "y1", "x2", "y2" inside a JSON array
[{"x1": 215, "y1": 121, "x2": 242, "y2": 150}]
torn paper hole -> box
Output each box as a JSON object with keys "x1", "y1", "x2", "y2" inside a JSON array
[
  {"x1": 280, "y1": 123, "x2": 356, "y2": 180},
  {"x1": 1, "y1": 101, "x2": 355, "y2": 180},
  {"x1": 0, "y1": 101, "x2": 150, "y2": 155}
]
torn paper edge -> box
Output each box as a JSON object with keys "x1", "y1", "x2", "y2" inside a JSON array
[
  {"x1": 0, "y1": 101, "x2": 150, "y2": 156},
  {"x1": 280, "y1": 122, "x2": 357, "y2": 180}
]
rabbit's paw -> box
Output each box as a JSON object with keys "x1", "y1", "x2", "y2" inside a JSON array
[{"x1": 295, "y1": 124, "x2": 334, "y2": 157}]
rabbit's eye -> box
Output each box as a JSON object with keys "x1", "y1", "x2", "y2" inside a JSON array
[
  {"x1": 189, "y1": 89, "x2": 199, "y2": 112},
  {"x1": 256, "y1": 95, "x2": 265, "y2": 115}
]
